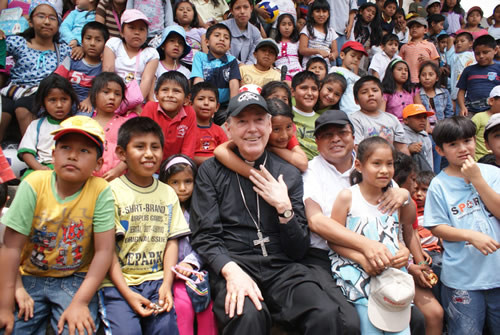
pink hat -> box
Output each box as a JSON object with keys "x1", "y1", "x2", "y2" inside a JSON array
[{"x1": 120, "y1": 9, "x2": 150, "y2": 26}]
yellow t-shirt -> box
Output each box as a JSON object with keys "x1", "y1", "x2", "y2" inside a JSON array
[
  {"x1": 240, "y1": 65, "x2": 281, "y2": 88},
  {"x1": 105, "y1": 176, "x2": 190, "y2": 286},
  {"x1": 1, "y1": 171, "x2": 114, "y2": 277},
  {"x1": 472, "y1": 111, "x2": 491, "y2": 161}
]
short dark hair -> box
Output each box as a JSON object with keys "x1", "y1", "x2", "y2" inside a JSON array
[
  {"x1": 456, "y1": 31, "x2": 473, "y2": 42},
  {"x1": 261, "y1": 81, "x2": 293, "y2": 109},
  {"x1": 393, "y1": 152, "x2": 416, "y2": 187},
  {"x1": 190, "y1": 82, "x2": 219, "y2": 104},
  {"x1": 477, "y1": 153, "x2": 498, "y2": 166},
  {"x1": 229, "y1": 0, "x2": 252, "y2": 9},
  {"x1": 206, "y1": 23, "x2": 232, "y2": 41},
  {"x1": 155, "y1": 71, "x2": 189, "y2": 95},
  {"x1": 89, "y1": 72, "x2": 126, "y2": 108},
  {"x1": 383, "y1": 0, "x2": 397, "y2": 8},
  {"x1": 427, "y1": 14, "x2": 445, "y2": 25},
  {"x1": 381, "y1": 33, "x2": 399, "y2": 45},
  {"x1": 292, "y1": 70, "x2": 320, "y2": 89},
  {"x1": 117, "y1": 117, "x2": 164, "y2": 149},
  {"x1": 353, "y1": 75, "x2": 383, "y2": 100},
  {"x1": 432, "y1": 116, "x2": 476, "y2": 148},
  {"x1": 36, "y1": 73, "x2": 79, "y2": 118},
  {"x1": 306, "y1": 57, "x2": 328, "y2": 74},
  {"x1": 0, "y1": 183, "x2": 8, "y2": 209},
  {"x1": 473, "y1": 34, "x2": 496, "y2": 51},
  {"x1": 173, "y1": 0, "x2": 200, "y2": 28},
  {"x1": 81, "y1": 21, "x2": 109, "y2": 42},
  {"x1": 266, "y1": 98, "x2": 293, "y2": 119},
  {"x1": 416, "y1": 170, "x2": 435, "y2": 186}
]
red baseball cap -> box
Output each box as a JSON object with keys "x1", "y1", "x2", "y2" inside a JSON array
[{"x1": 341, "y1": 41, "x2": 368, "y2": 57}]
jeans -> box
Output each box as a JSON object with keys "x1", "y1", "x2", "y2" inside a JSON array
[
  {"x1": 6, "y1": 273, "x2": 98, "y2": 335},
  {"x1": 441, "y1": 285, "x2": 500, "y2": 335}
]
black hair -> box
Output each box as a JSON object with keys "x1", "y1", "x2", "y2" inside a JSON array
[
  {"x1": 418, "y1": 61, "x2": 440, "y2": 90},
  {"x1": 315, "y1": 73, "x2": 347, "y2": 110},
  {"x1": 382, "y1": 59, "x2": 414, "y2": 95},
  {"x1": 190, "y1": 81, "x2": 219, "y2": 104},
  {"x1": 261, "y1": 81, "x2": 293, "y2": 109},
  {"x1": 306, "y1": 57, "x2": 328, "y2": 78},
  {"x1": 484, "y1": 124, "x2": 500, "y2": 144},
  {"x1": 229, "y1": 0, "x2": 253, "y2": 9},
  {"x1": 20, "y1": 4, "x2": 61, "y2": 43},
  {"x1": 173, "y1": 0, "x2": 200, "y2": 28},
  {"x1": 0, "y1": 183, "x2": 8, "y2": 209},
  {"x1": 353, "y1": 75, "x2": 383, "y2": 100},
  {"x1": 89, "y1": 72, "x2": 126, "y2": 108},
  {"x1": 117, "y1": 116, "x2": 164, "y2": 149},
  {"x1": 477, "y1": 153, "x2": 498, "y2": 166},
  {"x1": 350, "y1": 136, "x2": 396, "y2": 186},
  {"x1": 292, "y1": 70, "x2": 320, "y2": 90},
  {"x1": 306, "y1": 0, "x2": 330, "y2": 41},
  {"x1": 35, "y1": 74, "x2": 79, "y2": 118},
  {"x1": 158, "y1": 32, "x2": 187, "y2": 60},
  {"x1": 416, "y1": 170, "x2": 435, "y2": 186},
  {"x1": 473, "y1": 34, "x2": 497, "y2": 51},
  {"x1": 275, "y1": 14, "x2": 299, "y2": 43},
  {"x1": 437, "y1": 33, "x2": 450, "y2": 42},
  {"x1": 441, "y1": 0, "x2": 464, "y2": 16},
  {"x1": 381, "y1": 33, "x2": 399, "y2": 45},
  {"x1": 455, "y1": 31, "x2": 473, "y2": 42},
  {"x1": 206, "y1": 23, "x2": 232, "y2": 41},
  {"x1": 427, "y1": 13, "x2": 445, "y2": 25},
  {"x1": 266, "y1": 98, "x2": 293, "y2": 119},
  {"x1": 432, "y1": 116, "x2": 476, "y2": 148},
  {"x1": 159, "y1": 154, "x2": 197, "y2": 210},
  {"x1": 354, "y1": 2, "x2": 383, "y2": 47},
  {"x1": 81, "y1": 21, "x2": 109, "y2": 42},
  {"x1": 383, "y1": 0, "x2": 397, "y2": 9},
  {"x1": 155, "y1": 71, "x2": 190, "y2": 95},
  {"x1": 394, "y1": 7, "x2": 406, "y2": 19},
  {"x1": 393, "y1": 152, "x2": 416, "y2": 187}
]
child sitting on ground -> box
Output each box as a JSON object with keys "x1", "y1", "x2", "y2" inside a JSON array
[{"x1": 239, "y1": 39, "x2": 281, "y2": 87}]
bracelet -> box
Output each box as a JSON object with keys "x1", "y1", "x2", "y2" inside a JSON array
[{"x1": 418, "y1": 261, "x2": 429, "y2": 266}]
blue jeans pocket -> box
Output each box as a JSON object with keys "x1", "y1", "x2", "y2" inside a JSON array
[
  {"x1": 21, "y1": 275, "x2": 37, "y2": 291},
  {"x1": 61, "y1": 273, "x2": 85, "y2": 297}
]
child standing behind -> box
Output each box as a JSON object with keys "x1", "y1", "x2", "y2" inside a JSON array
[
  {"x1": 95, "y1": 0, "x2": 127, "y2": 38},
  {"x1": 369, "y1": 33, "x2": 401, "y2": 80},
  {"x1": 315, "y1": 73, "x2": 347, "y2": 114},
  {"x1": 441, "y1": 0, "x2": 464, "y2": 35},
  {"x1": 402, "y1": 104, "x2": 434, "y2": 172},
  {"x1": 457, "y1": 35, "x2": 500, "y2": 117},
  {"x1": 240, "y1": 39, "x2": 280, "y2": 87},
  {"x1": 126, "y1": 0, "x2": 173, "y2": 39},
  {"x1": 190, "y1": 82, "x2": 228, "y2": 165},
  {"x1": 472, "y1": 86, "x2": 500, "y2": 160},
  {"x1": 274, "y1": 14, "x2": 302, "y2": 81},
  {"x1": 479, "y1": 114, "x2": 500, "y2": 167},
  {"x1": 350, "y1": 76, "x2": 410, "y2": 155},
  {"x1": 59, "y1": 0, "x2": 97, "y2": 47},
  {"x1": 299, "y1": 0, "x2": 338, "y2": 68},
  {"x1": 458, "y1": 7, "x2": 488, "y2": 40},
  {"x1": 142, "y1": 71, "x2": 198, "y2": 161},
  {"x1": 418, "y1": 61, "x2": 453, "y2": 121},
  {"x1": 424, "y1": 116, "x2": 500, "y2": 335},
  {"x1": 159, "y1": 154, "x2": 217, "y2": 335},
  {"x1": 0, "y1": 116, "x2": 115, "y2": 335},
  {"x1": 89, "y1": 73, "x2": 128, "y2": 181},
  {"x1": 100, "y1": 117, "x2": 190, "y2": 334},
  {"x1": 55, "y1": 22, "x2": 109, "y2": 113},
  {"x1": 382, "y1": 59, "x2": 422, "y2": 122},
  {"x1": 400, "y1": 17, "x2": 440, "y2": 84}
]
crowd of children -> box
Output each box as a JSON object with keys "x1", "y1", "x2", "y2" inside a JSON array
[{"x1": 0, "y1": 0, "x2": 500, "y2": 333}]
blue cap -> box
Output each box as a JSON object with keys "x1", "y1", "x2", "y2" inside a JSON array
[
  {"x1": 157, "y1": 25, "x2": 192, "y2": 60},
  {"x1": 29, "y1": 0, "x2": 60, "y2": 21}
]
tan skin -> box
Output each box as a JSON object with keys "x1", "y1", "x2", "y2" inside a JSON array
[{"x1": 298, "y1": 8, "x2": 338, "y2": 62}]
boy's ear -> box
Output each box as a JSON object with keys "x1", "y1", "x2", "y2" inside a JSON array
[
  {"x1": 94, "y1": 157, "x2": 104, "y2": 173},
  {"x1": 434, "y1": 145, "x2": 445, "y2": 157},
  {"x1": 403, "y1": 118, "x2": 409, "y2": 125},
  {"x1": 115, "y1": 145, "x2": 127, "y2": 162},
  {"x1": 216, "y1": 102, "x2": 220, "y2": 111},
  {"x1": 340, "y1": 51, "x2": 346, "y2": 60}
]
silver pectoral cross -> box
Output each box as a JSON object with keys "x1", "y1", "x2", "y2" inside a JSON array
[{"x1": 253, "y1": 230, "x2": 270, "y2": 257}]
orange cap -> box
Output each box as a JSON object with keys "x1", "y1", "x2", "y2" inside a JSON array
[{"x1": 402, "y1": 104, "x2": 435, "y2": 119}]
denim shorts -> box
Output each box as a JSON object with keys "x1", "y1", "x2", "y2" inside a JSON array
[{"x1": 7, "y1": 273, "x2": 98, "y2": 335}]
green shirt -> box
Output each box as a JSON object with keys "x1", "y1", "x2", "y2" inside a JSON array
[
  {"x1": 293, "y1": 107, "x2": 319, "y2": 160},
  {"x1": 472, "y1": 111, "x2": 491, "y2": 161}
]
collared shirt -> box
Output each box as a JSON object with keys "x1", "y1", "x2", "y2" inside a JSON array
[
  {"x1": 190, "y1": 51, "x2": 241, "y2": 104},
  {"x1": 303, "y1": 153, "x2": 355, "y2": 250},
  {"x1": 239, "y1": 64, "x2": 280, "y2": 87},
  {"x1": 419, "y1": 87, "x2": 454, "y2": 120},
  {"x1": 400, "y1": 40, "x2": 440, "y2": 83},
  {"x1": 141, "y1": 102, "x2": 198, "y2": 161},
  {"x1": 222, "y1": 18, "x2": 262, "y2": 65}
]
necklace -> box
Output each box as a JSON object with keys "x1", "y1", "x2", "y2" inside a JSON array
[{"x1": 236, "y1": 154, "x2": 269, "y2": 257}]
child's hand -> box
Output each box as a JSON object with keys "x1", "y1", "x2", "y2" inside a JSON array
[
  {"x1": 69, "y1": 40, "x2": 78, "y2": 48},
  {"x1": 408, "y1": 264, "x2": 433, "y2": 288},
  {"x1": 467, "y1": 231, "x2": 500, "y2": 255},
  {"x1": 0, "y1": 308, "x2": 14, "y2": 335},
  {"x1": 422, "y1": 250, "x2": 433, "y2": 266},
  {"x1": 358, "y1": 255, "x2": 383, "y2": 276},
  {"x1": 176, "y1": 262, "x2": 194, "y2": 278},
  {"x1": 57, "y1": 301, "x2": 96, "y2": 335},
  {"x1": 126, "y1": 291, "x2": 155, "y2": 317},
  {"x1": 408, "y1": 142, "x2": 422, "y2": 154},
  {"x1": 78, "y1": 98, "x2": 93, "y2": 114},
  {"x1": 103, "y1": 166, "x2": 123, "y2": 182},
  {"x1": 318, "y1": 50, "x2": 329, "y2": 58},
  {"x1": 328, "y1": 52, "x2": 336, "y2": 61},
  {"x1": 460, "y1": 106, "x2": 468, "y2": 117},
  {"x1": 158, "y1": 283, "x2": 174, "y2": 313},
  {"x1": 255, "y1": 6, "x2": 270, "y2": 20},
  {"x1": 15, "y1": 286, "x2": 34, "y2": 321},
  {"x1": 461, "y1": 155, "x2": 481, "y2": 184},
  {"x1": 391, "y1": 246, "x2": 410, "y2": 269},
  {"x1": 70, "y1": 46, "x2": 84, "y2": 60}
]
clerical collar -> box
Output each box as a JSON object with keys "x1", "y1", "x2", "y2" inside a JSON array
[{"x1": 234, "y1": 148, "x2": 268, "y2": 168}]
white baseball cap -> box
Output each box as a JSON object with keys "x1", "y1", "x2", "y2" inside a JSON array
[
  {"x1": 489, "y1": 85, "x2": 500, "y2": 99},
  {"x1": 368, "y1": 268, "x2": 415, "y2": 332}
]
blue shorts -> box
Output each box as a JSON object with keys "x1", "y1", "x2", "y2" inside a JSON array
[
  {"x1": 7, "y1": 273, "x2": 98, "y2": 335},
  {"x1": 99, "y1": 279, "x2": 179, "y2": 335}
]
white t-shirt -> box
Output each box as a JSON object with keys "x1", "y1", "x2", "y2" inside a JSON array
[
  {"x1": 349, "y1": 110, "x2": 409, "y2": 145},
  {"x1": 369, "y1": 52, "x2": 401, "y2": 81},
  {"x1": 488, "y1": 26, "x2": 500, "y2": 40},
  {"x1": 300, "y1": 26, "x2": 338, "y2": 68},
  {"x1": 105, "y1": 37, "x2": 159, "y2": 84},
  {"x1": 268, "y1": 0, "x2": 296, "y2": 29},
  {"x1": 18, "y1": 117, "x2": 61, "y2": 164},
  {"x1": 328, "y1": 0, "x2": 357, "y2": 35},
  {"x1": 155, "y1": 61, "x2": 191, "y2": 80},
  {"x1": 328, "y1": 66, "x2": 359, "y2": 115}
]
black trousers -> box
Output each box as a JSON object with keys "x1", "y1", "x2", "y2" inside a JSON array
[{"x1": 211, "y1": 254, "x2": 361, "y2": 335}]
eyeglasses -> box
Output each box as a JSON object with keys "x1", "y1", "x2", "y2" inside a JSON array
[
  {"x1": 317, "y1": 130, "x2": 352, "y2": 140},
  {"x1": 33, "y1": 13, "x2": 58, "y2": 22}
]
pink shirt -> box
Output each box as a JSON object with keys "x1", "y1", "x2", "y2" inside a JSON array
[
  {"x1": 384, "y1": 88, "x2": 419, "y2": 122},
  {"x1": 400, "y1": 40, "x2": 440, "y2": 83}
]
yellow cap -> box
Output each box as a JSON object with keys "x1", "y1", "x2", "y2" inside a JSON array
[
  {"x1": 402, "y1": 104, "x2": 435, "y2": 119},
  {"x1": 51, "y1": 116, "x2": 105, "y2": 149}
]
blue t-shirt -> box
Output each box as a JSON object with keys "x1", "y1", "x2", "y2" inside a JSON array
[
  {"x1": 456, "y1": 63, "x2": 500, "y2": 112},
  {"x1": 190, "y1": 51, "x2": 241, "y2": 105},
  {"x1": 423, "y1": 163, "x2": 500, "y2": 290},
  {"x1": 54, "y1": 56, "x2": 102, "y2": 102}
]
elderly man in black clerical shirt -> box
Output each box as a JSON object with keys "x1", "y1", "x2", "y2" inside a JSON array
[{"x1": 190, "y1": 92, "x2": 360, "y2": 335}]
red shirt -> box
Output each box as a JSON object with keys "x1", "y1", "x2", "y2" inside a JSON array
[
  {"x1": 142, "y1": 102, "x2": 198, "y2": 161},
  {"x1": 195, "y1": 122, "x2": 228, "y2": 157}
]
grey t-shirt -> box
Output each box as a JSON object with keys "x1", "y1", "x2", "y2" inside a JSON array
[{"x1": 349, "y1": 110, "x2": 409, "y2": 145}]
